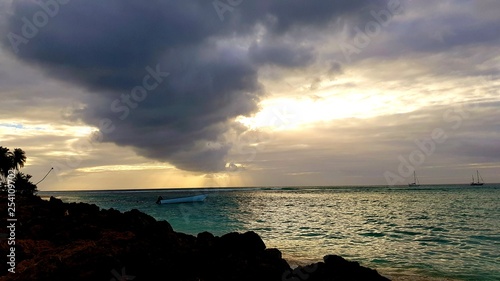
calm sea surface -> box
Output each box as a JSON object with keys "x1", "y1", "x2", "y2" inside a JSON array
[{"x1": 40, "y1": 185, "x2": 500, "y2": 281}]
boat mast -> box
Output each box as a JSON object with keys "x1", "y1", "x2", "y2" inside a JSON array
[{"x1": 477, "y1": 170, "x2": 483, "y2": 183}]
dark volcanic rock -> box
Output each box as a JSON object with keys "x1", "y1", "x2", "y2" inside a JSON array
[
  {"x1": 0, "y1": 195, "x2": 391, "y2": 281},
  {"x1": 282, "y1": 255, "x2": 391, "y2": 281},
  {"x1": 217, "y1": 231, "x2": 266, "y2": 255}
]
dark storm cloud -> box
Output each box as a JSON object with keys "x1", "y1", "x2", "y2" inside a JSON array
[
  {"x1": 1, "y1": 0, "x2": 389, "y2": 172},
  {"x1": 392, "y1": 16, "x2": 500, "y2": 54},
  {"x1": 343, "y1": 2, "x2": 500, "y2": 64},
  {"x1": 236, "y1": 0, "x2": 388, "y2": 34},
  {"x1": 249, "y1": 41, "x2": 316, "y2": 67}
]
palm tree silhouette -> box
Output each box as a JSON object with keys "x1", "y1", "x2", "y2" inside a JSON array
[
  {"x1": 0, "y1": 146, "x2": 12, "y2": 180},
  {"x1": 12, "y1": 148, "x2": 27, "y2": 171},
  {"x1": 0, "y1": 146, "x2": 38, "y2": 195}
]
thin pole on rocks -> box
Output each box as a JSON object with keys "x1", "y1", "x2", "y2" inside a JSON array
[{"x1": 34, "y1": 167, "x2": 53, "y2": 185}]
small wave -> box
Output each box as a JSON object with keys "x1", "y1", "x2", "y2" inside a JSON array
[
  {"x1": 414, "y1": 236, "x2": 451, "y2": 244},
  {"x1": 326, "y1": 234, "x2": 345, "y2": 239},
  {"x1": 259, "y1": 186, "x2": 301, "y2": 191},
  {"x1": 469, "y1": 235, "x2": 500, "y2": 241},
  {"x1": 408, "y1": 215, "x2": 430, "y2": 220},
  {"x1": 359, "y1": 232, "x2": 386, "y2": 237},
  {"x1": 429, "y1": 227, "x2": 448, "y2": 232},
  {"x1": 371, "y1": 258, "x2": 390, "y2": 264},
  {"x1": 253, "y1": 227, "x2": 272, "y2": 232},
  {"x1": 393, "y1": 230, "x2": 421, "y2": 236},
  {"x1": 299, "y1": 232, "x2": 323, "y2": 237},
  {"x1": 281, "y1": 187, "x2": 300, "y2": 191}
]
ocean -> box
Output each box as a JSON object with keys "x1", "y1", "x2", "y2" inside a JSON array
[{"x1": 39, "y1": 184, "x2": 500, "y2": 281}]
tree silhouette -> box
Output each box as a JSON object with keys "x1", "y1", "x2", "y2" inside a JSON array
[
  {"x1": 12, "y1": 148, "x2": 27, "y2": 171},
  {"x1": 13, "y1": 172, "x2": 38, "y2": 196},
  {"x1": 0, "y1": 146, "x2": 12, "y2": 180},
  {"x1": 0, "y1": 146, "x2": 37, "y2": 196}
]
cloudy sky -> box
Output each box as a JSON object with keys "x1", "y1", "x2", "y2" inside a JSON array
[{"x1": 1, "y1": 0, "x2": 499, "y2": 190}]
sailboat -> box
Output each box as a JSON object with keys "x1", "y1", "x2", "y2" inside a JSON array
[
  {"x1": 470, "y1": 170, "x2": 484, "y2": 186},
  {"x1": 408, "y1": 171, "x2": 420, "y2": 187}
]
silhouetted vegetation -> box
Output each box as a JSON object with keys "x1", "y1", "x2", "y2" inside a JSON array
[{"x1": 0, "y1": 146, "x2": 37, "y2": 196}]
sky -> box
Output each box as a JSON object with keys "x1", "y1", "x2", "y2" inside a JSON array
[{"x1": 0, "y1": 0, "x2": 499, "y2": 190}]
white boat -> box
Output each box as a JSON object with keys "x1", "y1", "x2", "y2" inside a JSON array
[
  {"x1": 156, "y1": 194, "x2": 207, "y2": 204},
  {"x1": 470, "y1": 170, "x2": 484, "y2": 186},
  {"x1": 408, "y1": 171, "x2": 420, "y2": 187}
]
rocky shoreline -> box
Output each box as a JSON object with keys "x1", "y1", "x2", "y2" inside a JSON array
[{"x1": 1, "y1": 195, "x2": 391, "y2": 281}]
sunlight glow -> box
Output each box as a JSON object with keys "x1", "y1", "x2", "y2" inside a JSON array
[
  {"x1": 76, "y1": 163, "x2": 176, "y2": 173},
  {"x1": 237, "y1": 71, "x2": 497, "y2": 132},
  {"x1": 201, "y1": 171, "x2": 248, "y2": 188},
  {"x1": 237, "y1": 93, "x2": 400, "y2": 131}
]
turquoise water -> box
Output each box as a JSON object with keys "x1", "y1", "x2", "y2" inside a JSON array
[{"x1": 40, "y1": 185, "x2": 500, "y2": 281}]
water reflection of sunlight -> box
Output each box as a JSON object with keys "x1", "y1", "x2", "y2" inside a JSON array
[{"x1": 234, "y1": 191, "x2": 346, "y2": 263}]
